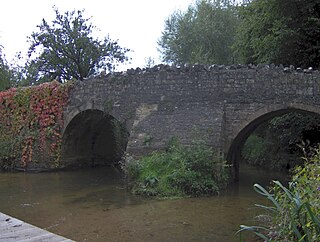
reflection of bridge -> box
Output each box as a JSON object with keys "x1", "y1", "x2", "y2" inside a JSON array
[{"x1": 61, "y1": 64, "x2": 320, "y2": 178}]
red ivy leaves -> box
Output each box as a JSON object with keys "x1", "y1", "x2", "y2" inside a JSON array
[{"x1": 0, "y1": 81, "x2": 74, "y2": 169}]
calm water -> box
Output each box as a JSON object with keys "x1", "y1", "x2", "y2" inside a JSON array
[{"x1": 0, "y1": 164, "x2": 288, "y2": 242}]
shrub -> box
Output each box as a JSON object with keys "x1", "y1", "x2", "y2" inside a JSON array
[
  {"x1": 125, "y1": 138, "x2": 230, "y2": 198},
  {"x1": 238, "y1": 147, "x2": 320, "y2": 241},
  {"x1": 242, "y1": 134, "x2": 269, "y2": 166},
  {"x1": 242, "y1": 133, "x2": 301, "y2": 170}
]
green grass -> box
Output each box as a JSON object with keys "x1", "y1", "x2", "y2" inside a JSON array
[{"x1": 125, "y1": 138, "x2": 230, "y2": 198}]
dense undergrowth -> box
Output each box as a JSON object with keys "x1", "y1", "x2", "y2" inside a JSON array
[
  {"x1": 125, "y1": 138, "x2": 230, "y2": 198},
  {"x1": 238, "y1": 148, "x2": 320, "y2": 241}
]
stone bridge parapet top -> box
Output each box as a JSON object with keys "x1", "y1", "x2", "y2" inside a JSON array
[{"x1": 98, "y1": 63, "x2": 319, "y2": 78}]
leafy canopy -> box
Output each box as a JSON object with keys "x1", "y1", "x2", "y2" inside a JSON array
[
  {"x1": 27, "y1": 7, "x2": 130, "y2": 83},
  {"x1": 0, "y1": 46, "x2": 14, "y2": 91},
  {"x1": 158, "y1": 0, "x2": 239, "y2": 65},
  {"x1": 233, "y1": 0, "x2": 320, "y2": 68}
]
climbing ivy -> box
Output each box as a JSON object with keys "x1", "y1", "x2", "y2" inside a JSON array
[{"x1": 0, "y1": 81, "x2": 74, "y2": 170}]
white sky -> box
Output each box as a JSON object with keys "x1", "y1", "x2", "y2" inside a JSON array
[{"x1": 0, "y1": 0, "x2": 195, "y2": 71}]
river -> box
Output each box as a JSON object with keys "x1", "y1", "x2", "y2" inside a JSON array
[{"x1": 0, "y1": 164, "x2": 289, "y2": 242}]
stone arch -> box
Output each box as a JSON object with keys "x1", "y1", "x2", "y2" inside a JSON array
[
  {"x1": 226, "y1": 103, "x2": 320, "y2": 180},
  {"x1": 61, "y1": 109, "x2": 128, "y2": 168}
]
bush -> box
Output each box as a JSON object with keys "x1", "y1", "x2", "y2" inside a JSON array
[
  {"x1": 238, "y1": 147, "x2": 320, "y2": 241},
  {"x1": 242, "y1": 134, "x2": 269, "y2": 166},
  {"x1": 242, "y1": 133, "x2": 301, "y2": 170},
  {"x1": 124, "y1": 138, "x2": 230, "y2": 198}
]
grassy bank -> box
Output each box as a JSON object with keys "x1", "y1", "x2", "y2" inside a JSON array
[{"x1": 124, "y1": 138, "x2": 230, "y2": 198}]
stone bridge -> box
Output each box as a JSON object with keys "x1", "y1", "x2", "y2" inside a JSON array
[{"x1": 61, "y1": 64, "x2": 320, "y2": 178}]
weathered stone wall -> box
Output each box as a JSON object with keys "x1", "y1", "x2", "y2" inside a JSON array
[{"x1": 63, "y1": 64, "x2": 320, "y2": 173}]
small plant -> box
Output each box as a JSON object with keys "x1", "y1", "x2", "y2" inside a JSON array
[
  {"x1": 104, "y1": 99, "x2": 113, "y2": 113},
  {"x1": 143, "y1": 135, "x2": 153, "y2": 146}
]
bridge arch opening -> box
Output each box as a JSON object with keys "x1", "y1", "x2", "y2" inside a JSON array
[
  {"x1": 227, "y1": 107, "x2": 320, "y2": 181},
  {"x1": 61, "y1": 109, "x2": 128, "y2": 168}
]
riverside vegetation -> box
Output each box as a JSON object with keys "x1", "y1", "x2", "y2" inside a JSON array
[
  {"x1": 238, "y1": 148, "x2": 320, "y2": 242},
  {"x1": 242, "y1": 112, "x2": 320, "y2": 171},
  {"x1": 0, "y1": 82, "x2": 73, "y2": 170},
  {"x1": 124, "y1": 138, "x2": 230, "y2": 198}
]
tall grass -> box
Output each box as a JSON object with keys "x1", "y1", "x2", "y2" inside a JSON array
[{"x1": 237, "y1": 148, "x2": 320, "y2": 241}]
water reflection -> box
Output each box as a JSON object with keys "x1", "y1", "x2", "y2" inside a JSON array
[{"x1": 0, "y1": 163, "x2": 289, "y2": 242}]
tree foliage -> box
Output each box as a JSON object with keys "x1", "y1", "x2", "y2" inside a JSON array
[
  {"x1": 0, "y1": 46, "x2": 14, "y2": 91},
  {"x1": 233, "y1": 0, "x2": 320, "y2": 68},
  {"x1": 242, "y1": 112, "x2": 320, "y2": 170},
  {"x1": 27, "y1": 7, "x2": 130, "y2": 83},
  {"x1": 158, "y1": 0, "x2": 238, "y2": 65}
]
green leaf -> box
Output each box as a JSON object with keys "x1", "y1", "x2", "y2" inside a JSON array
[{"x1": 253, "y1": 183, "x2": 281, "y2": 211}]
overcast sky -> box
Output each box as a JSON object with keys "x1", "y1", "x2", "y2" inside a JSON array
[{"x1": 0, "y1": 0, "x2": 195, "y2": 71}]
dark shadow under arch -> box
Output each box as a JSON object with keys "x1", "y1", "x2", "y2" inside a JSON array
[
  {"x1": 226, "y1": 108, "x2": 320, "y2": 181},
  {"x1": 61, "y1": 109, "x2": 128, "y2": 168}
]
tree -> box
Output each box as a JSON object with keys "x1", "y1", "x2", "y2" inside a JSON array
[
  {"x1": 144, "y1": 57, "x2": 155, "y2": 68},
  {"x1": 233, "y1": 0, "x2": 320, "y2": 68},
  {"x1": 158, "y1": 0, "x2": 239, "y2": 65},
  {"x1": 0, "y1": 46, "x2": 14, "y2": 91},
  {"x1": 27, "y1": 7, "x2": 130, "y2": 83},
  {"x1": 293, "y1": 1, "x2": 320, "y2": 68}
]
